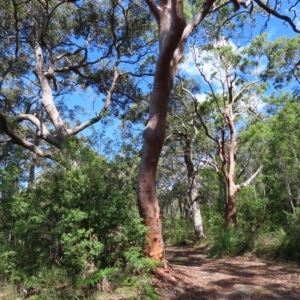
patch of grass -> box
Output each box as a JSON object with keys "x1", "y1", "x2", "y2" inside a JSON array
[
  {"x1": 207, "y1": 227, "x2": 247, "y2": 258},
  {"x1": 249, "y1": 226, "x2": 300, "y2": 262},
  {"x1": 0, "y1": 282, "x2": 20, "y2": 300}
]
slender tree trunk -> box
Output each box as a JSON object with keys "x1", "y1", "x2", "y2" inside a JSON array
[
  {"x1": 184, "y1": 150, "x2": 205, "y2": 239},
  {"x1": 178, "y1": 196, "x2": 183, "y2": 217},
  {"x1": 226, "y1": 180, "x2": 238, "y2": 228},
  {"x1": 28, "y1": 152, "x2": 38, "y2": 186}
]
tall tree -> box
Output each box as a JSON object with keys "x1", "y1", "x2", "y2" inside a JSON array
[
  {"x1": 137, "y1": 0, "x2": 263, "y2": 258},
  {"x1": 181, "y1": 40, "x2": 265, "y2": 227},
  {"x1": 137, "y1": 0, "x2": 222, "y2": 260},
  {"x1": 161, "y1": 87, "x2": 211, "y2": 238},
  {"x1": 0, "y1": 0, "x2": 154, "y2": 161}
]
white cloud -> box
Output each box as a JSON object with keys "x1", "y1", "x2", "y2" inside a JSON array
[
  {"x1": 180, "y1": 38, "x2": 238, "y2": 91},
  {"x1": 179, "y1": 51, "x2": 200, "y2": 76},
  {"x1": 195, "y1": 93, "x2": 207, "y2": 103}
]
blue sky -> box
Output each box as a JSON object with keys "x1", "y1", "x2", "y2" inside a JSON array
[{"x1": 64, "y1": 1, "x2": 300, "y2": 152}]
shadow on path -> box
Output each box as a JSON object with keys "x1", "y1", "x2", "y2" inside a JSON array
[{"x1": 153, "y1": 247, "x2": 300, "y2": 300}]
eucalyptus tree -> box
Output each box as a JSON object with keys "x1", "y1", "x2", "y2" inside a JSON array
[
  {"x1": 158, "y1": 84, "x2": 218, "y2": 239},
  {"x1": 0, "y1": 0, "x2": 154, "y2": 164},
  {"x1": 137, "y1": 0, "x2": 287, "y2": 259},
  {"x1": 180, "y1": 39, "x2": 267, "y2": 227},
  {"x1": 259, "y1": 35, "x2": 300, "y2": 92},
  {"x1": 137, "y1": 0, "x2": 251, "y2": 260}
]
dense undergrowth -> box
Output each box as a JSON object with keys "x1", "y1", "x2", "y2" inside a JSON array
[
  {"x1": 0, "y1": 148, "x2": 161, "y2": 299},
  {"x1": 2, "y1": 160, "x2": 300, "y2": 299},
  {"x1": 163, "y1": 199, "x2": 300, "y2": 263},
  {"x1": 2, "y1": 100, "x2": 300, "y2": 298}
]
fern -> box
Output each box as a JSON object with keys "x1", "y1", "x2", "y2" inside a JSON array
[{"x1": 123, "y1": 247, "x2": 160, "y2": 273}]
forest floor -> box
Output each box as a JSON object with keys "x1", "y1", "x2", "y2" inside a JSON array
[
  {"x1": 151, "y1": 246, "x2": 300, "y2": 300},
  {"x1": 1, "y1": 246, "x2": 300, "y2": 299}
]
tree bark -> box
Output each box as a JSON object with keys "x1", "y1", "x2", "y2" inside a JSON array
[
  {"x1": 184, "y1": 147, "x2": 205, "y2": 239},
  {"x1": 33, "y1": 45, "x2": 67, "y2": 146},
  {"x1": 138, "y1": 0, "x2": 215, "y2": 260},
  {"x1": 226, "y1": 180, "x2": 238, "y2": 228},
  {"x1": 138, "y1": 0, "x2": 185, "y2": 260},
  {"x1": 28, "y1": 137, "x2": 39, "y2": 186}
]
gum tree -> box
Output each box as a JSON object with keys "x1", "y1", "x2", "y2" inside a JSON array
[
  {"x1": 136, "y1": 0, "x2": 256, "y2": 259},
  {"x1": 181, "y1": 40, "x2": 266, "y2": 227},
  {"x1": 0, "y1": 0, "x2": 154, "y2": 162},
  {"x1": 160, "y1": 89, "x2": 209, "y2": 239},
  {"x1": 138, "y1": 0, "x2": 300, "y2": 259}
]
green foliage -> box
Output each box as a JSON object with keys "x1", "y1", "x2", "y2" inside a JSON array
[
  {"x1": 207, "y1": 227, "x2": 246, "y2": 258},
  {"x1": 0, "y1": 146, "x2": 147, "y2": 290},
  {"x1": 251, "y1": 209, "x2": 300, "y2": 262},
  {"x1": 119, "y1": 275, "x2": 159, "y2": 300},
  {"x1": 248, "y1": 226, "x2": 289, "y2": 260},
  {"x1": 163, "y1": 218, "x2": 195, "y2": 246},
  {"x1": 78, "y1": 267, "x2": 117, "y2": 287},
  {"x1": 123, "y1": 246, "x2": 160, "y2": 273}
]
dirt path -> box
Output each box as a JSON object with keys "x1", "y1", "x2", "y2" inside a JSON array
[{"x1": 152, "y1": 247, "x2": 300, "y2": 300}]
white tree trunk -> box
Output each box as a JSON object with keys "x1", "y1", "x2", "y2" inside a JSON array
[{"x1": 184, "y1": 149, "x2": 205, "y2": 239}]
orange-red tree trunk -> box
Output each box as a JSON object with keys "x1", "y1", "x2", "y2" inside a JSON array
[{"x1": 138, "y1": 0, "x2": 216, "y2": 259}]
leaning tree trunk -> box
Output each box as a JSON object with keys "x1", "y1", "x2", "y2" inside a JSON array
[
  {"x1": 137, "y1": 0, "x2": 186, "y2": 260},
  {"x1": 138, "y1": 0, "x2": 215, "y2": 260},
  {"x1": 138, "y1": 88, "x2": 171, "y2": 260}
]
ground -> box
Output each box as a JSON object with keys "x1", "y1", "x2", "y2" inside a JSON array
[
  {"x1": 151, "y1": 246, "x2": 300, "y2": 300},
  {"x1": 1, "y1": 247, "x2": 299, "y2": 299}
]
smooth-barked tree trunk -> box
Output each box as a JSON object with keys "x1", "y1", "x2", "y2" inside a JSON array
[
  {"x1": 184, "y1": 50, "x2": 263, "y2": 229},
  {"x1": 138, "y1": 0, "x2": 216, "y2": 260},
  {"x1": 184, "y1": 149, "x2": 205, "y2": 239},
  {"x1": 226, "y1": 180, "x2": 238, "y2": 227}
]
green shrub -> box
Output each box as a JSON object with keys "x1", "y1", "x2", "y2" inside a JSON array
[
  {"x1": 163, "y1": 218, "x2": 195, "y2": 246},
  {"x1": 123, "y1": 246, "x2": 160, "y2": 273},
  {"x1": 250, "y1": 210, "x2": 300, "y2": 262},
  {"x1": 207, "y1": 227, "x2": 247, "y2": 258},
  {"x1": 0, "y1": 148, "x2": 147, "y2": 283}
]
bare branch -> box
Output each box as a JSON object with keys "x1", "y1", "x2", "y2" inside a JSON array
[
  {"x1": 232, "y1": 108, "x2": 248, "y2": 119},
  {"x1": 210, "y1": 1, "x2": 231, "y2": 13},
  {"x1": 174, "y1": 0, "x2": 217, "y2": 65},
  {"x1": 237, "y1": 165, "x2": 263, "y2": 190},
  {"x1": 144, "y1": 0, "x2": 161, "y2": 22},
  {"x1": 253, "y1": 0, "x2": 300, "y2": 33},
  {"x1": 54, "y1": 48, "x2": 84, "y2": 61},
  {"x1": 180, "y1": 79, "x2": 220, "y2": 146},
  {"x1": 191, "y1": 46, "x2": 223, "y2": 115},
  {"x1": 0, "y1": 113, "x2": 53, "y2": 158},
  {"x1": 233, "y1": 80, "x2": 258, "y2": 102},
  {"x1": 15, "y1": 114, "x2": 59, "y2": 146}
]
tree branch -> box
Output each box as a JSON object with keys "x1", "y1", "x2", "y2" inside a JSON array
[
  {"x1": 253, "y1": 0, "x2": 300, "y2": 33},
  {"x1": 237, "y1": 165, "x2": 263, "y2": 190},
  {"x1": 15, "y1": 114, "x2": 59, "y2": 146},
  {"x1": 145, "y1": 0, "x2": 161, "y2": 22},
  {"x1": 173, "y1": 0, "x2": 216, "y2": 65},
  {"x1": 0, "y1": 113, "x2": 53, "y2": 158}
]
